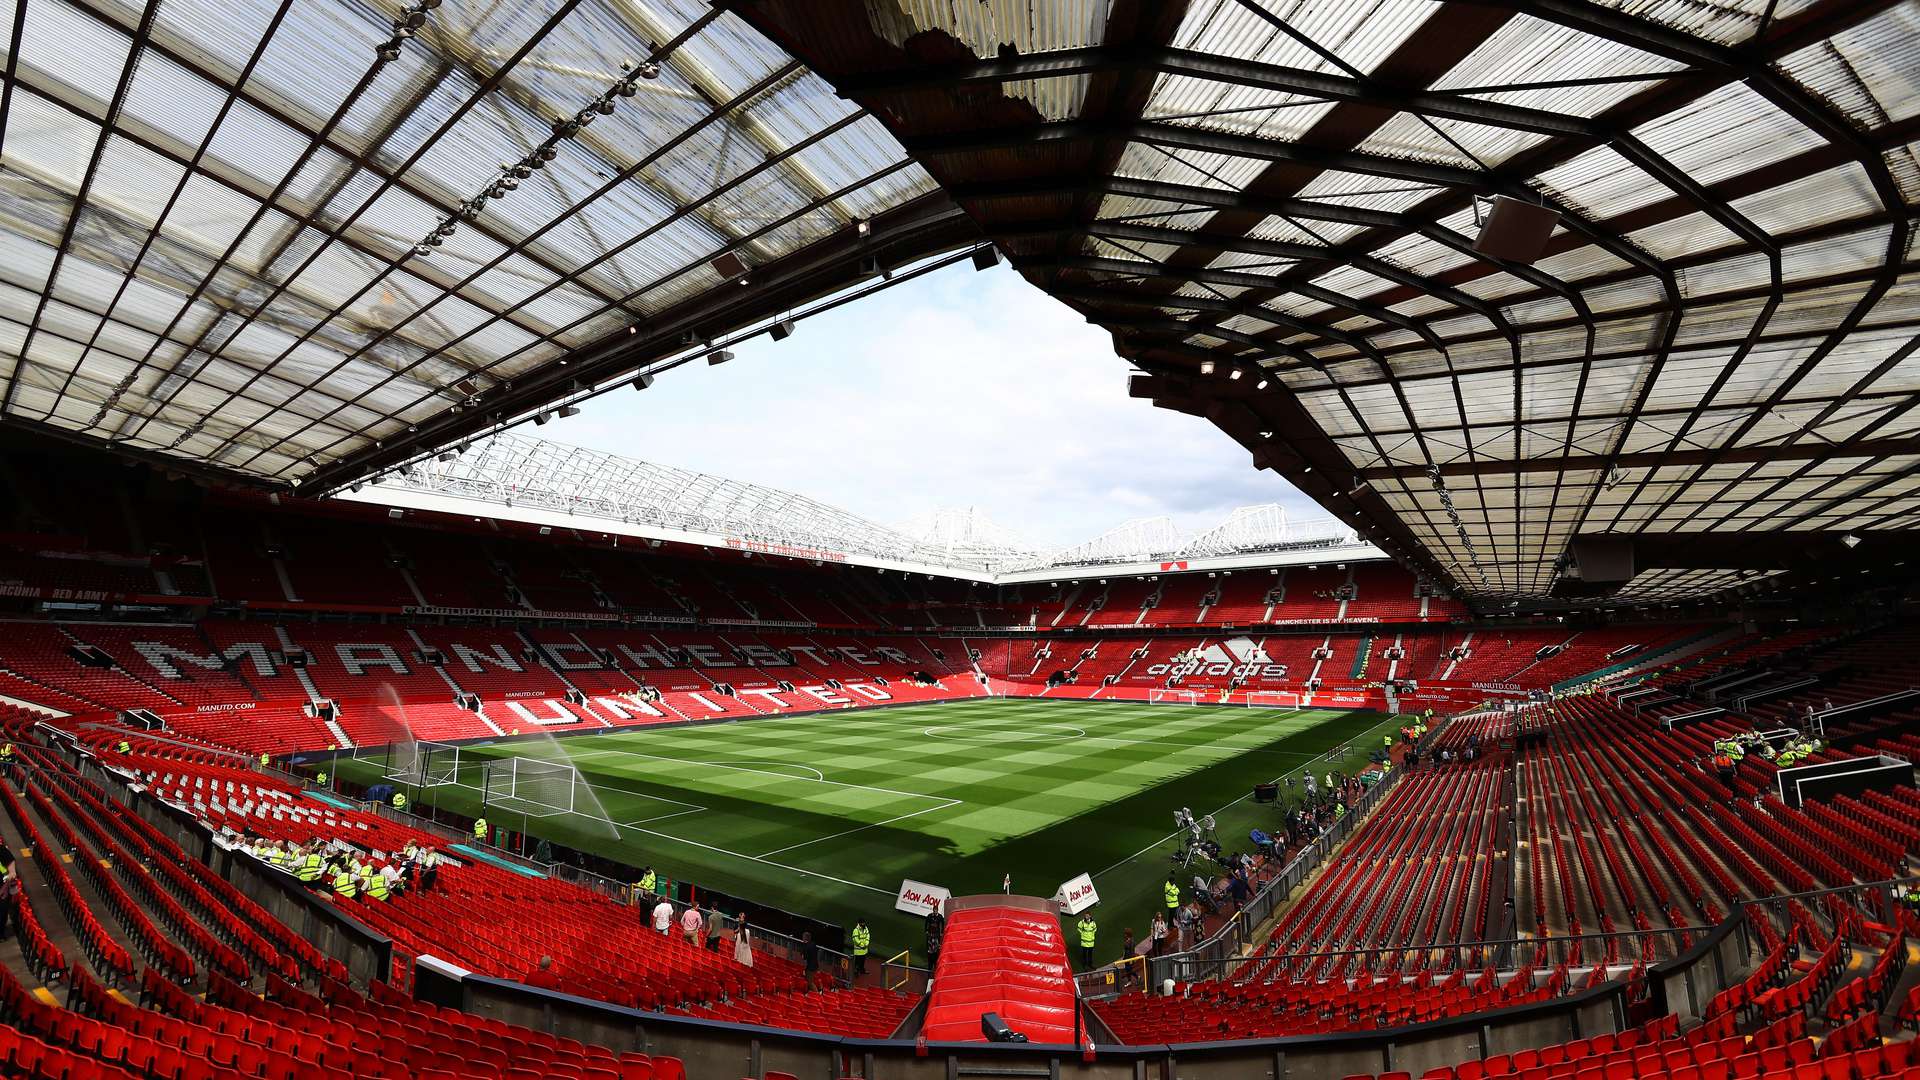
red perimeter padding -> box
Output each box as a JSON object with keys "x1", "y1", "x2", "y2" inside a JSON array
[{"x1": 922, "y1": 907, "x2": 1077, "y2": 1045}]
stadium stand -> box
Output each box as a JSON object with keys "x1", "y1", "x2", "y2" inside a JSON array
[{"x1": 1, "y1": 0, "x2": 1917, "y2": 1063}]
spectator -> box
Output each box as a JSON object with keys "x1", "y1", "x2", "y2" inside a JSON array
[
  {"x1": 925, "y1": 907, "x2": 946, "y2": 968},
  {"x1": 680, "y1": 903, "x2": 703, "y2": 945},
  {"x1": 524, "y1": 955, "x2": 561, "y2": 990},
  {"x1": 0, "y1": 841, "x2": 15, "y2": 940},
  {"x1": 1149, "y1": 911, "x2": 1168, "y2": 955},
  {"x1": 801, "y1": 930, "x2": 820, "y2": 986},
  {"x1": 733, "y1": 918, "x2": 754, "y2": 967},
  {"x1": 705, "y1": 908, "x2": 726, "y2": 952},
  {"x1": 651, "y1": 896, "x2": 674, "y2": 935}
]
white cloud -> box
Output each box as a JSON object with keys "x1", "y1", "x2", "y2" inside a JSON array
[{"x1": 554, "y1": 264, "x2": 1318, "y2": 547}]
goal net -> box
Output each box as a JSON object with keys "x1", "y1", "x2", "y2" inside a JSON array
[
  {"x1": 376, "y1": 741, "x2": 462, "y2": 788},
  {"x1": 484, "y1": 757, "x2": 579, "y2": 817},
  {"x1": 1149, "y1": 689, "x2": 1204, "y2": 705},
  {"x1": 1241, "y1": 691, "x2": 1302, "y2": 710}
]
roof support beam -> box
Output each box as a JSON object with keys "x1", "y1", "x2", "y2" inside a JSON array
[
  {"x1": 840, "y1": 46, "x2": 1597, "y2": 138},
  {"x1": 1357, "y1": 436, "x2": 1920, "y2": 481}
]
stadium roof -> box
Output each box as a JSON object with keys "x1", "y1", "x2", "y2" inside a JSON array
[
  {"x1": 3, "y1": 0, "x2": 1916, "y2": 607},
  {"x1": 348, "y1": 430, "x2": 1377, "y2": 578},
  {"x1": 0, "y1": 0, "x2": 973, "y2": 485},
  {"x1": 733, "y1": 0, "x2": 1920, "y2": 605}
]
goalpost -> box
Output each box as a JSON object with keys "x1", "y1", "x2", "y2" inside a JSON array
[
  {"x1": 483, "y1": 757, "x2": 580, "y2": 818},
  {"x1": 1149, "y1": 689, "x2": 1204, "y2": 705},
  {"x1": 375, "y1": 740, "x2": 463, "y2": 788},
  {"x1": 1241, "y1": 690, "x2": 1303, "y2": 710}
]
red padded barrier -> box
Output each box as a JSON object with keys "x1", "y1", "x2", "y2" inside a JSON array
[{"x1": 922, "y1": 906, "x2": 1077, "y2": 1045}]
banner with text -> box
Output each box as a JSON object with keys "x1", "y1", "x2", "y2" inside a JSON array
[
  {"x1": 894, "y1": 878, "x2": 951, "y2": 917},
  {"x1": 1054, "y1": 872, "x2": 1099, "y2": 915}
]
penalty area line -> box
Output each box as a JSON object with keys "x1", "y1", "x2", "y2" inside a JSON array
[
  {"x1": 620, "y1": 804, "x2": 707, "y2": 827},
  {"x1": 608, "y1": 818, "x2": 896, "y2": 897},
  {"x1": 755, "y1": 797, "x2": 963, "y2": 859}
]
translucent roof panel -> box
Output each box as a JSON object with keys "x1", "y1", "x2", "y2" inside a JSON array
[
  {"x1": 0, "y1": 0, "x2": 936, "y2": 483},
  {"x1": 735, "y1": 0, "x2": 1920, "y2": 603}
]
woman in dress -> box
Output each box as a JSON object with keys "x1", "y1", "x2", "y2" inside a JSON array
[{"x1": 733, "y1": 917, "x2": 754, "y2": 967}]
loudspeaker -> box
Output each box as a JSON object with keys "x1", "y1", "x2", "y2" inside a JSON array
[
  {"x1": 1251, "y1": 443, "x2": 1300, "y2": 472},
  {"x1": 710, "y1": 251, "x2": 747, "y2": 280},
  {"x1": 980, "y1": 1013, "x2": 1027, "y2": 1043},
  {"x1": 1472, "y1": 196, "x2": 1559, "y2": 264}
]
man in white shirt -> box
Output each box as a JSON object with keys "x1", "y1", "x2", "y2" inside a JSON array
[{"x1": 651, "y1": 897, "x2": 674, "y2": 934}]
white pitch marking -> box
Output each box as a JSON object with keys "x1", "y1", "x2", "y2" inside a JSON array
[
  {"x1": 621, "y1": 806, "x2": 707, "y2": 827},
  {"x1": 921, "y1": 724, "x2": 1086, "y2": 743},
  {"x1": 568, "y1": 746, "x2": 947, "y2": 806},
  {"x1": 606, "y1": 818, "x2": 896, "y2": 896},
  {"x1": 756, "y1": 798, "x2": 963, "y2": 859},
  {"x1": 704, "y1": 760, "x2": 825, "y2": 781},
  {"x1": 1086, "y1": 710, "x2": 1409, "y2": 881}
]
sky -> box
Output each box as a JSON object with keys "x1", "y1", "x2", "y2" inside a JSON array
[{"x1": 551, "y1": 262, "x2": 1319, "y2": 550}]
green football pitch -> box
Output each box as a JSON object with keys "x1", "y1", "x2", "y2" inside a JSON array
[{"x1": 344, "y1": 698, "x2": 1397, "y2": 958}]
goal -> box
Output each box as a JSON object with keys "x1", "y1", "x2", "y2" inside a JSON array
[
  {"x1": 375, "y1": 741, "x2": 462, "y2": 788},
  {"x1": 1241, "y1": 691, "x2": 1302, "y2": 710},
  {"x1": 483, "y1": 757, "x2": 580, "y2": 817},
  {"x1": 1149, "y1": 689, "x2": 1204, "y2": 705}
]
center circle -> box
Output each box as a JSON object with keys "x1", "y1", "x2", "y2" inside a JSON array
[{"x1": 923, "y1": 724, "x2": 1085, "y2": 743}]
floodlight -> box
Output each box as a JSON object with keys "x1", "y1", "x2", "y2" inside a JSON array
[
  {"x1": 1841, "y1": 534, "x2": 1861, "y2": 549},
  {"x1": 557, "y1": 405, "x2": 582, "y2": 419},
  {"x1": 707, "y1": 349, "x2": 734, "y2": 366},
  {"x1": 1199, "y1": 360, "x2": 1216, "y2": 375},
  {"x1": 534, "y1": 412, "x2": 551, "y2": 426}
]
